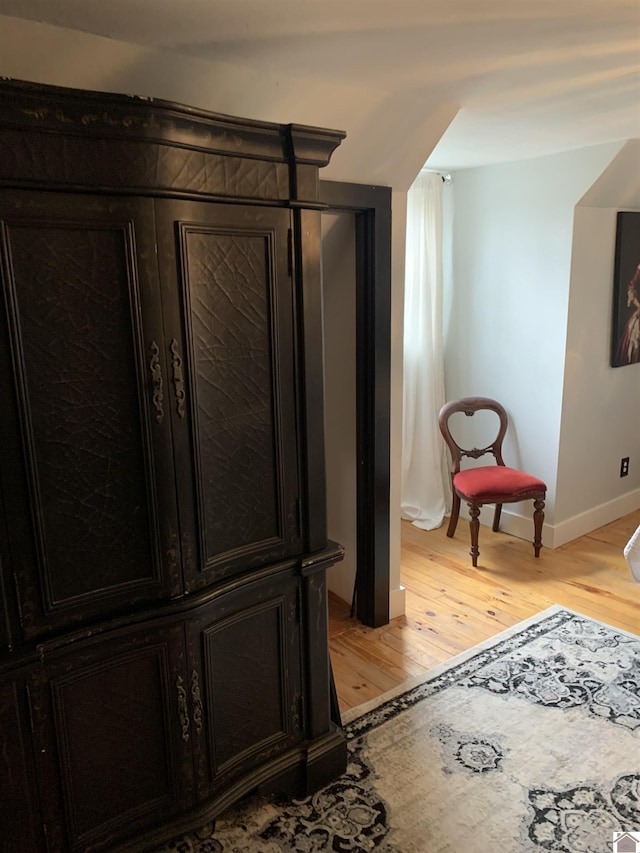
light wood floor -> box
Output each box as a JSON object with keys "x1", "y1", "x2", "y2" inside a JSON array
[{"x1": 329, "y1": 511, "x2": 640, "y2": 713}]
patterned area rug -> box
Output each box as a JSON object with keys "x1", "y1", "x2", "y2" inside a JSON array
[{"x1": 156, "y1": 606, "x2": 640, "y2": 853}]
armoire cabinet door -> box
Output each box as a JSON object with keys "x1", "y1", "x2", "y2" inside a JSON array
[
  {"x1": 0, "y1": 670, "x2": 45, "y2": 853},
  {"x1": 30, "y1": 623, "x2": 194, "y2": 852},
  {"x1": 186, "y1": 570, "x2": 303, "y2": 801},
  {"x1": 0, "y1": 192, "x2": 182, "y2": 639},
  {"x1": 155, "y1": 202, "x2": 302, "y2": 590}
]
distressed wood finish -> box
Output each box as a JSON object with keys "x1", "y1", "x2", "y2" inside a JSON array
[
  {"x1": 155, "y1": 201, "x2": 302, "y2": 590},
  {"x1": 0, "y1": 191, "x2": 180, "y2": 639},
  {"x1": 0, "y1": 667, "x2": 45, "y2": 852},
  {"x1": 330, "y1": 513, "x2": 640, "y2": 712},
  {"x1": 0, "y1": 80, "x2": 344, "y2": 206},
  {"x1": 186, "y1": 571, "x2": 303, "y2": 802},
  {"x1": 0, "y1": 79, "x2": 346, "y2": 852}
]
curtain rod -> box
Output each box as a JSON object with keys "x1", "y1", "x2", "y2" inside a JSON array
[{"x1": 420, "y1": 168, "x2": 453, "y2": 184}]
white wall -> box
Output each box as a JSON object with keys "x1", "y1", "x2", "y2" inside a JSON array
[
  {"x1": 445, "y1": 141, "x2": 631, "y2": 545},
  {"x1": 554, "y1": 141, "x2": 640, "y2": 543}
]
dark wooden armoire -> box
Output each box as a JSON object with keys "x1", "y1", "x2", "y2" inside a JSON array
[{"x1": 0, "y1": 79, "x2": 347, "y2": 853}]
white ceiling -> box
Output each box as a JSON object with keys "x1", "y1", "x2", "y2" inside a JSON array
[{"x1": 0, "y1": 0, "x2": 639, "y2": 170}]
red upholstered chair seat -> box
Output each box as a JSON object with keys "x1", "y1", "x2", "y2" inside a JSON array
[
  {"x1": 453, "y1": 466, "x2": 546, "y2": 502},
  {"x1": 438, "y1": 397, "x2": 547, "y2": 567}
]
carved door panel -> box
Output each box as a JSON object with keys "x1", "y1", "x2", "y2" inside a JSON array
[
  {"x1": 0, "y1": 191, "x2": 181, "y2": 640},
  {"x1": 185, "y1": 570, "x2": 303, "y2": 801},
  {"x1": 30, "y1": 622, "x2": 194, "y2": 852},
  {"x1": 155, "y1": 201, "x2": 302, "y2": 591},
  {"x1": 0, "y1": 669, "x2": 45, "y2": 853}
]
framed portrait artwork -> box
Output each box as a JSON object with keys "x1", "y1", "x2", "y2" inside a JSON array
[{"x1": 611, "y1": 211, "x2": 640, "y2": 368}]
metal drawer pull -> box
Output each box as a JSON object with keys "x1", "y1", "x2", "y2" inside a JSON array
[
  {"x1": 149, "y1": 341, "x2": 164, "y2": 423},
  {"x1": 191, "y1": 669, "x2": 203, "y2": 735},
  {"x1": 176, "y1": 675, "x2": 190, "y2": 742},
  {"x1": 170, "y1": 338, "x2": 186, "y2": 418}
]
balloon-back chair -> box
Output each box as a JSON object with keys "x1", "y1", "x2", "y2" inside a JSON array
[{"x1": 438, "y1": 397, "x2": 546, "y2": 567}]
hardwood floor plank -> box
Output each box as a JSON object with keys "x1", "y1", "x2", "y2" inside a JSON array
[{"x1": 329, "y1": 512, "x2": 640, "y2": 712}]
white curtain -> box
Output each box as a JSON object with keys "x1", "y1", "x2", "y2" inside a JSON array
[{"x1": 401, "y1": 171, "x2": 451, "y2": 529}]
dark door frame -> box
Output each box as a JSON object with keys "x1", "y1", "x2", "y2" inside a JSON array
[{"x1": 319, "y1": 180, "x2": 391, "y2": 628}]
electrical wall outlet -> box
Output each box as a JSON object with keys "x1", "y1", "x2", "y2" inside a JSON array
[{"x1": 620, "y1": 457, "x2": 630, "y2": 477}]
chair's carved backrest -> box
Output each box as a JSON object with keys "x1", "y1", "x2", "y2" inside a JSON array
[{"x1": 438, "y1": 397, "x2": 508, "y2": 475}]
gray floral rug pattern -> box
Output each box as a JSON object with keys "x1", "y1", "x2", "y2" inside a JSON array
[{"x1": 156, "y1": 606, "x2": 640, "y2": 853}]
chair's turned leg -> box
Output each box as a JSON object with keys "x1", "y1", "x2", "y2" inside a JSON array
[
  {"x1": 533, "y1": 498, "x2": 545, "y2": 557},
  {"x1": 447, "y1": 492, "x2": 461, "y2": 538},
  {"x1": 492, "y1": 503, "x2": 502, "y2": 532},
  {"x1": 468, "y1": 504, "x2": 480, "y2": 566}
]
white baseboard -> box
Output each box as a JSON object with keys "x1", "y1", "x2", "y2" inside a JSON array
[
  {"x1": 474, "y1": 490, "x2": 640, "y2": 549},
  {"x1": 550, "y1": 490, "x2": 640, "y2": 547},
  {"x1": 389, "y1": 584, "x2": 406, "y2": 620}
]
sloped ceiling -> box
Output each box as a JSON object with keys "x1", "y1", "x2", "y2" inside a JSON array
[{"x1": 0, "y1": 0, "x2": 638, "y2": 171}]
